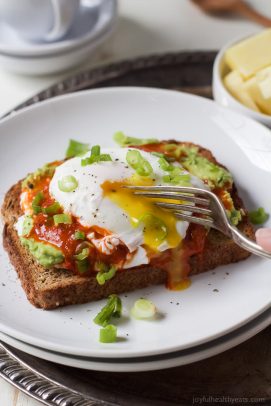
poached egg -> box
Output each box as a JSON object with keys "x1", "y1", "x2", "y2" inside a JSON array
[{"x1": 49, "y1": 148, "x2": 206, "y2": 267}]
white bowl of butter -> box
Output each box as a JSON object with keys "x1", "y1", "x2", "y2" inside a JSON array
[{"x1": 213, "y1": 29, "x2": 271, "y2": 127}]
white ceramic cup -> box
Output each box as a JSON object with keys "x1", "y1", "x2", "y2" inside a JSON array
[{"x1": 0, "y1": 0, "x2": 81, "y2": 42}]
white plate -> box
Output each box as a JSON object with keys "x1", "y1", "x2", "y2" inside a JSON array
[
  {"x1": 1, "y1": 307, "x2": 271, "y2": 372},
  {"x1": 0, "y1": 87, "x2": 271, "y2": 359},
  {"x1": 0, "y1": 0, "x2": 117, "y2": 57}
]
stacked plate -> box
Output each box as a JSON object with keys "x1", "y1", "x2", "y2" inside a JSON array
[
  {"x1": 0, "y1": 0, "x2": 117, "y2": 75},
  {"x1": 0, "y1": 87, "x2": 271, "y2": 372}
]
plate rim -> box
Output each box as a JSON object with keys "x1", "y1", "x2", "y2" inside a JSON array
[
  {"x1": 1, "y1": 306, "x2": 271, "y2": 372},
  {"x1": 1, "y1": 86, "x2": 271, "y2": 358}
]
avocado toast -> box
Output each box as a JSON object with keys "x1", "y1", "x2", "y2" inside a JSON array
[{"x1": 1, "y1": 136, "x2": 254, "y2": 309}]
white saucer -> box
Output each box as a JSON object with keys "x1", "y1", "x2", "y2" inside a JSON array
[
  {"x1": 0, "y1": 22, "x2": 116, "y2": 75},
  {"x1": 1, "y1": 307, "x2": 271, "y2": 372},
  {"x1": 0, "y1": 0, "x2": 117, "y2": 57}
]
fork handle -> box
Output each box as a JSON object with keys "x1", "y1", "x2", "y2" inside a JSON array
[{"x1": 229, "y1": 225, "x2": 271, "y2": 259}]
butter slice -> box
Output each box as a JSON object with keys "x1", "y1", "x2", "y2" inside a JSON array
[
  {"x1": 257, "y1": 66, "x2": 271, "y2": 99},
  {"x1": 224, "y1": 29, "x2": 271, "y2": 79},
  {"x1": 245, "y1": 67, "x2": 271, "y2": 115},
  {"x1": 224, "y1": 70, "x2": 260, "y2": 112}
]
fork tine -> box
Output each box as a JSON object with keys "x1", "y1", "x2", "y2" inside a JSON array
[
  {"x1": 124, "y1": 185, "x2": 210, "y2": 196},
  {"x1": 155, "y1": 201, "x2": 212, "y2": 216},
  {"x1": 174, "y1": 212, "x2": 214, "y2": 227},
  {"x1": 133, "y1": 191, "x2": 210, "y2": 206}
]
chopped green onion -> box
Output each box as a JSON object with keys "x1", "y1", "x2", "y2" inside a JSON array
[
  {"x1": 74, "y1": 247, "x2": 89, "y2": 261},
  {"x1": 248, "y1": 207, "x2": 269, "y2": 225},
  {"x1": 151, "y1": 152, "x2": 165, "y2": 158},
  {"x1": 131, "y1": 298, "x2": 156, "y2": 319},
  {"x1": 114, "y1": 131, "x2": 158, "y2": 147},
  {"x1": 96, "y1": 265, "x2": 117, "y2": 285},
  {"x1": 42, "y1": 202, "x2": 61, "y2": 215},
  {"x1": 93, "y1": 294, "x2": 122, "y2": 326},
  {"x1": 53, "y1": 213, "x2": 72, "y2": 225},
  {"x1": 58, "y1": 175, "x2": 78, "y2": 192},
  {"x1": 140, "y1": 213, "x2": 167, "y2": 242},
  {"x1": 99, "y1": 324, "x2": 117, "y2": 343},
  {"x1": 22, "y1": 215, "x2": 34, "y2": 237},
  {"x1": 65, "y1": 139, "x2": 90, "y2": 158},
  {"x1": 32, "y1": 191, "x2": 44, "y2": 214},
  {"x1": 112, "y1": 295, "x2": 122, "y2": 318},
  {"x1": 76, "y1": 258, "x2": 89, "y2": 274},
  {"x1": 91, "y1": 145, "x2": 101, "y2": 156},
  {"x1": 81, "y1": 145, "x2": 112, "y2": 166},
  {"x1": 99, "y1": 154, "x2": 112, "y2": 161},
  {"x1": 126, "y1": 150, "x2": 153, "y2": 177},
  {"x1": 159, "y1": 156, "x2": 191, "y2": 186},
  {"x1": 162, "y1": 173, "x2": 191, "y2": 186},
  {"x1": 74, "y1": 230, "x2": 85, "y2": 240},
  {"x1": 158, "y1": 157, "x2": 171, "y2": 171}
]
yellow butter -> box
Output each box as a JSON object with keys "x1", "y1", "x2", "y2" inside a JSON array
[
  {"x1": 224, "y1": 29, "x2": 271, "y2": 79},
  {"x1": 224, "y1": 70, "x2": 260, "y2": 112},
  {"x1": 245, "y1": 71, "x2": 271, "y2": 115}
]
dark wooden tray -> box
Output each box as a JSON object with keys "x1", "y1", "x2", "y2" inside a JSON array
[{"x1": 1, "y1": 51, "x2": 270, "y2": 406}]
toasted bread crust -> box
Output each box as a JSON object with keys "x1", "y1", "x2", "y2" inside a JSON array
[{"x1": 1, "y1": 143, "x2": 254, "y2": 309}]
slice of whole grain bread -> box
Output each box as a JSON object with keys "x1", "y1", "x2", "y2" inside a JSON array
[{"x1": 1, "y1": 143, "x2": 254, "y2": 309}]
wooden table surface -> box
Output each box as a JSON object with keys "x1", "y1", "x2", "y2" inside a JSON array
[{"x1": 0, "y1": 0, "x2": 269, "y2": 404}]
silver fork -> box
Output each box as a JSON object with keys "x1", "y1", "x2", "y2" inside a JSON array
[{"x1": 125, "y1": 185, "x2": 271, "y2": 260}]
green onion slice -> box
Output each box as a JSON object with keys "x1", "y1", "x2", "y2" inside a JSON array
[
  {"x1": 140, "y1": 213, "x2": 167, "y2": 242},
  {"x1": 74, "y1": 247, "x2": 89, "y2": 261},
  {"x1": 42, "y1": 202, "x2": 61, "y2": 215},
  {"x1": 249, "y1": 207, "x2": 269, "y2": 225},
  {"x1": 99, "y1": 324, "x2": 117, "y2": 343},
  {"x1": 74, "y1": 230, "x2": 85, "y2": 240},
  {"x1": 58, "y1": 175, "x2": 78, "y2": 192},
  {"x1": 91, "y1": 145, "x2": 100, "y2": 156},
  {"x1": 96, "y1": 265, "x2": 117, "y2": 285},
  {"x1": 162, "y1": 173, "x2": 191, "y2": 186},
  {"x1": 151, "y1": 152, "x2": 165, "y2": 158},
  {"x1": 76, "y1": 258, "x2": 89, "y2": 274},
  {"x1": 131, "y1": 298, "x2": 156, "y2": 319},
  {"x1": 32, "y1": 191, "x2": 44, "y2": 214},
  {"x1": 65, "y1": 139, "x2": 90, "y2": 158},
  {"x1": 93, "y1": 294, "x2": 122, "y2": 327},
  {"x1": 114, "y1": 131, "x2": 158, "y2": 147},
  {"x1": 158, "y1": 157, "x2": 171, "y2": 171},
  {"x1": 81, "y1": 145, "x2": 112, "y2": 166},
  {"x1": 126, "y1": 150, "x2": 153, "y2": 177},
  {"x1": 53, "y1": 213, "x2": 72, "y2": 225}
]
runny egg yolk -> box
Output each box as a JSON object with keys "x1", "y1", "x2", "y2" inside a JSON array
[{"x1": 102, "y1": 177, "x2": 182, "y2": 251}]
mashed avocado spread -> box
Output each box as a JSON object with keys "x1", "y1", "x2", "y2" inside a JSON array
[
  {"x1": 22, "y1": 163, "x2": 58, "y2": 189},
  {"x1": 20, "y1": 238, "x2": 64, "y2": 267},
  {"x1": 163, "y1": 143, "x2": 241, "y2": 225}
]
